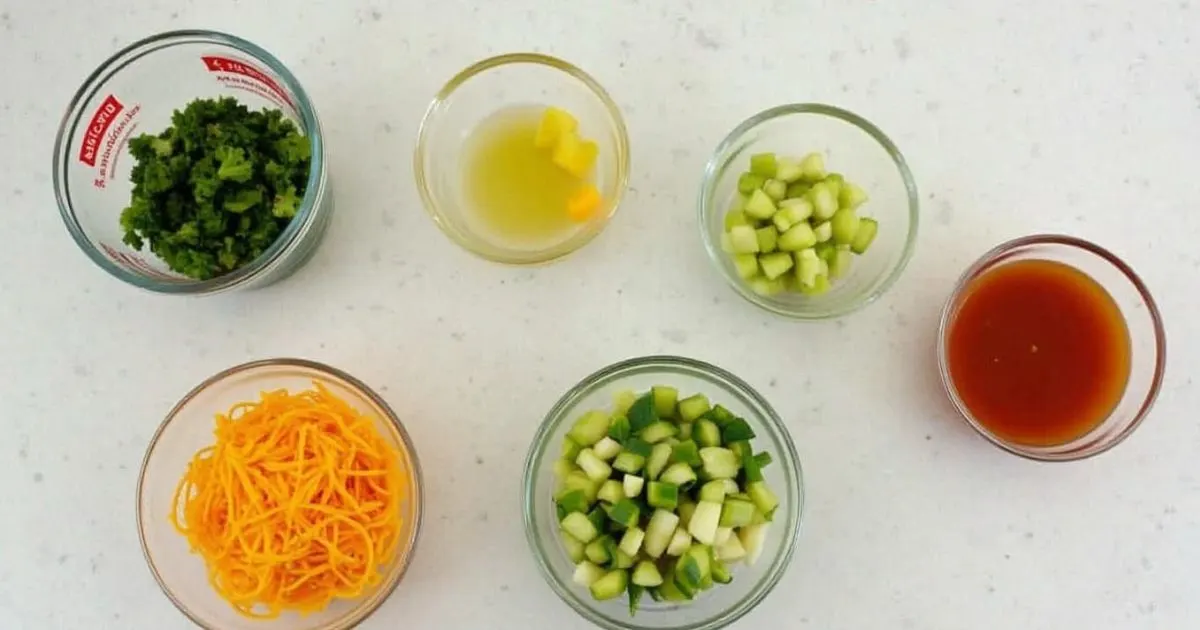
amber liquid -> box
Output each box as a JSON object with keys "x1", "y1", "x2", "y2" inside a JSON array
[{"x1": 946, "y1": 259, "x2": 1131, "y2": 446}]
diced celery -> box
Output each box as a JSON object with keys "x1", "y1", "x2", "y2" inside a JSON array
[
  {"x1": 573, "y1": 560, "x2": 606, "y2": 586},
  {"x1": 763, "y1": 179, "x2": 787, "y2": 201},
  {"x1": 775, "y1": 157, "x2": 803, "y2": 183},
  {"x1": 839, "y1": 182, "x2": 868, "y2": 209},
  {"x1": 814, "y1": 241, "x2": 836, "y2": 263},
  {"x1": 619, "y1": 526, "x2": 646, "y2": 557},
  {"x1": 746, "y1": 481, "x2": 780, "y2": 517},
  {"x1": 699, "y1": 447, "x2": 739, "y2": 479},
  {"x1": 694, "y1": 419, "x2": 721, "y2": 448},
  {"x1": 823, "y1": 172, "x2": 844, "y2": 199},
  {"x1": 749, "y1": 277, "x2": 786, "y2": 296},
  {"x1": 714, "y1": 526, "x2": 734, "y2": 547},
  {"x1": 671, "y1": 440, "x2": 702, "y2": 467},
  {"x1": 732, "y1": 254, "x2": 759, "y2": 279},
  {"x1": 719, "y1": 499, "x2": 756, "y2": 528},
  {"x1": 728, "y1": 225, "x2": 759, "y2": 254},
  {"x1": 597, "y1": 479, "x2": 624, "y2": 504},
  {"x1": 798, "y1": 271, "x2": 831, "y2": 296},
  {"x1": 589, "y1": 569, "x2": 628, "y2": 601},
  {"x1": 652, "y1": 386, "x2": 678, "y2": 419},
  {"x1": 593, "y1": 437, "x2": 622, "y2": 461},
  {"x1": 831, "y1": 208, "x2": 860, "y2": 245},
  {"x1": 659, "y1": 462, "x2": 697, "y2": 488},
  {"x1": 640, "y1": 421, "x2": 678, "y2": 444},
  {"x1": 755, "y1": 226, "x2": 779, "y2": 254},
  {"x1": 576, "y1": 448, "x2": 612, "y2": 481},
  {"x1": 813, "y1": 221, "x2": 833, "y2": 243},
  {"x1": 739, "y1": 524, "x2": 769, "y2": 566},
  {"x1": 743, "y1": 188, "x2": 776, "y2": 220},
  {"x1": 799, "y1": 152, "x2": 826, "y2": 181},
  {"x1": 613, "y1": 451, "x2": 645, "y2": 474},
  {"x1": 808, "y1": 183, "x2": 838, "y2": 220},
  {"x1": 585, "y1": 536, "x2": 613, "y2": 564},
  {"x1": 678, "y1": 395, "x2": 710, "y2": 422},
  {"x1": 647, "y1": 481, "x2": 680, "y2": 510},
  {"x1": 829, "y1": 248, "x2": 853, "y2": 279},
  {"x1": 562, "y1": 529, "x2": 587, "y2": 562},
  {"x1": 724, "y1": 209, "x2": 748, "y2": 230},
  {"x1": 851, "y1": 217, "x2": 878, "y2": 254},
  {"x1": 785, "y1": 181, "x2": 811, "y2": 199},
  {"x1": 778, "y1": 223, "x2": 817, "y2": 251},
  {"x1": 567, "y1": 410, "x2": 611, "y2": 446},
  {"x1": 562, "y1": 511, "x2": 600, "y2": 543},
  {"x1": 612, "y1": 390, "x2": 638, "y2": 416},
  {"x1": 666, "y1": 527, "x2": 693, "y2": 556},
  {"x1": 643, "y1": 509, "x2": 681, "y2": 558},
  {"x1": 631, "y1": 560, "x2": 664, "y2": 587},
  {"x1": 749, "y1": 153, "x2": 777, "y2": 177},
  {"x1": 687, "y1": 501, "x2": 722, "y2": 545},
  {"x1": 796, "y1": 248, "x2": 821, "y2": 288},
  {"x1": 698, "y1": 480, "x2": 728, "y2": 503},
  {"x1": 645, "y1": 443, "x2": 673, "y2": 480},
  {"x1": 737, "y1": 172, "x2": 765, "y2": 194},
  {"x1": 758, "y1": 252, "x2": 793, "y2": 280}
]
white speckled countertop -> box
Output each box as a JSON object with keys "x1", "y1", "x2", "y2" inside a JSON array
[{"x1": 2, "y1": 1, "x2": 1199, "y2": 628}]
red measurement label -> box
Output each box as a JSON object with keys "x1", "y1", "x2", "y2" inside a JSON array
[
  {"x1": 201, "y1": 56, "x2": 294, "y2": 108},
  {"x1": 78, "y1": 95, "x2": 124, "y2": 166}
]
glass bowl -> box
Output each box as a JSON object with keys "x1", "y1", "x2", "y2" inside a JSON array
[
  {"x1": 414, "y1": 52, "x2": 630, "y2": 264},
  {"x1": 937, "y1": 235, "x2": 1167, "y2": 461},
  {"x1": 137, "y1": 359, "x2": 423, "y2": 629},
  {"x1": 53, "y1": 30, "x2": 332, "y2": 294},
  {"x1": 698, "y1": 103, "x2": 919, "y2": 319},
  {"x1": 522, "y1": 356, "x2": 804, "y2": 630}
]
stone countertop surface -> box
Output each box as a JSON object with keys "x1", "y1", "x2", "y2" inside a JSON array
[{"x1": 1, "y1": 0, "x2": 1198, "y2": 628}]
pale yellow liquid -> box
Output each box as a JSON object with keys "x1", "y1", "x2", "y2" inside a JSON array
[{"x1": 462, "y1": 105, "x2": 586, "y2": 246}]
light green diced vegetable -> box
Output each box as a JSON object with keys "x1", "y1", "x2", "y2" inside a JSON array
[
  {"x1": 851, "y1": 217, "x2": 878, "y2": 254},
  {"x1": 763, "y1": 179, "x2": 787, "y2": 201},
  {"x1": 831, "y1": 208, "x2": 860, "y2": 245},
  {"x1": 755, "y1": 226, "x2": 778, "y2": 254},
  {"x1": 799, "y1": 152, "x2": 826, "y2": 181},
  {"x1": 749, "y1": 153, "x2": 777, "y2": 177},
  {"x1": 666, "y1": 527, "x2": 693, "y2": 556},
  {"x1": 562, "y1": 529, "x2": 586, "y2": 562},
  {"x1": 737, "y1": 172, "x2": 765, "y2": 194},
  {"x1": 795, "y1": 248, "x2": 821, "y2": 288},
  {"x1": 647, "y1": 481, "x2": 680, "y2": 510},
  {"x1": 698, "y1": 480, "x2": 728, "y2": 503},
  {"x1": 589, "y1": 569, "x2": 629, "y2": 601},
  {"x1": 808, "y1": 183, "x2": 838, "y2": 221},
  {"x1": 561, "y1": 436, "x2": 582, "y2": 461},
  {"x1": 775, "y1": 157, "x2": 803, "y2": 183},
  {"x1": 623, "y1": 474, "x2": 645, "y2": 498},
  {"x1": 711, "y1": 559, "x2": 733, "y2": 584},
  {"x1": 785, "y1": 181, "x2": 811, "y2": 199},
  {"x1": 694, "y1": 419, "x2": 721, "y2": 448},
  {"x1": 714, "y1": 526, "x2": 734, "y2": 547},
  {"x1": 576, "y1": 448, "x2": 612, "y2": 482},
  {"x1": 839, "y1": 182, "x2": 868, "y2": 209},
  {"x1": 553, "y1": 459, "x2": 575, "y2": 482},
  {"x1": 739, "y1": 523, "x2": 769, "y2": 566},
  {"x1": 719, "y1": 499, "x2": 756, "y2": 528},
  {"x1": 750, "y1": 276, "x2": 784, "y2": 296},
  {"x1": 724, "y1": 209, "x2": 749, "y2": 231},
  {"x1": 656, "y1": 577, "x2": 688, "y2": 601},
  {"x1": 678, "y1": 394, "x2": 711, "y2": 423},
  {"x1": 677, "y1": 500, "x2": 698, "y2": 528},
  {"x1": 613, "y1": 547, "x2": 635, "y2": 569},
  {"x1": 585, "y1": 536, "x2": 612, "y2": 564},
  {"x1": 605, "y1": 499, "x2": 641, "y2": 529},
  {"x1": 643, "y1": 509, "x2": 681, "y2": 558},
  {"x1": 728, "y1": 225, "x2": 759, "y2": 254},
  {"x1": 798, "y1": 271, "x2": 831, "y2": 295},
  {"x1": 671, "y1": 440, "x2": 702, "y2": 467},
  {"x1": 677, "y1": 422, "x2": 693, "y2": 439},
  {"x1": 732, "y1": 254, "x2": 759, "y2": 279},
  {"x1": 659, "y1": 462, "x2": 697, "y2": 488},
  {"x1": 716, "y1": 534, "x2": 746, "y2": 562},
  {"x1": 645, "y1": 443, "x2": 673, "y2": 480},
  {"x1": 775, "y1": 197, "x2": 812, "y2": 227},
  {"x1": 632, "y1": 560, "x2": 664, "y2": 587},
  {"x1": 593, "y1": 437, "x2": 622, "y2": 461},
  {"x1": 746, "y1": 481, "x2": 780, "y2": 518},
  {"x1": 813, "y1": 241, "x2": 836, "y2": 263},
  {"x1": 813, "y1": 221, "x2": 833, "y2": 243},
  {"x1": 612, "y1": 451, "x2": 645, "y2": 474},
  {"x1": 573, "y1": 561, "x2": 607, "y2": 587},
  {"x1": 619, "y1": 526, "x2": 646, "y2": 557},
  {"x1": 612, "y1": 390, "x2": 638, "y2": 416},
  {"x1": 597, "y1": 479, "x2": 624, "y2": 504},
  {"x1": 652, "y1": 386, "x2": 678, "y2": 419},
  {"x1": 567, "y1": 410, "x2": 610, "y2": 446},
  {"x1": 823, "y1": 172, "x2": 844, "y2": 199},
  {"x1": 758, "y1": 252, "x2": 793, "y2": 280},
  {"x1": 559, "y1": 471, "x2": 599, "y2": 503},
  {"x1": 699, "y1": 447, "x2": 740, "y2": 479},
  {"x1": 829, "y1": 248, "x2": 853, "y2": 279},
  {"x1": 688, "y1": 500, "x2": 723, "y2": 545},
  {"x1": 743, "y1": 188, "x2": 777, "y2": 220},
  {"x1": 675, "y1": 545, "x2": 712, "y2": 592},
  {"x1": 778, "y1": 222, "x2": 817, "y2": 251},
  {"x1": 640, "y1": 421, "x2": 678, "y2": 444},
  {"x1": 562, "y1": 511, "x2": 600, "y2": 543}
]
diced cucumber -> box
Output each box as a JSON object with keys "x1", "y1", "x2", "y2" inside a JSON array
[
  {"x1": 763, "y1": 179, "x2": 787, "y2": 201},
  {"x1": 576, "y1": 448, "x2": 612, "y2": 482},
  {"x1": 755, "y1": 225, "x2": 779, "y2": 254},
  {"x1": 677, "y1": 422, "x2": 693, "y2": 440},
  {"x1": 651, "y1": 386, "x2": 678, "y2": 419},
  {"x1": 694, "y1": 419, "x2": 721, "y2": 448},
  {"x1": 732, "y1": 254, "x2": 759, "y2": 280},
  {"x1": 823, "y1": 172, "x2": 844, "y2": 200},
  {"x1": 739, "y1": 523, "x2": 769, "y2": 566},
  {"x1": 785, "y1": 181, "x2": 810, "y2": 199},
  {"x1": 814, "y1": 241, "x2": 835, "y2": 263},
  {"x1": 829, "y1": 247, "x2": 853, "y2": 279},
  {"x1": 725, "y1": 209, "x2": 749, "y2": 231},
  {"x1": 593, "y1": 437, "x2": 622, "y2": 461},
  {"x1": 687, "y1": 500, "x2": 722, "y2": 545},
  {"x1": 559, "y1": 471, "x2": 599, "y2": 503},
  {"x1": 612, "y1": 390, "x2": 638, "y2": 416},
  {"x1": 557, "y1": 489, "x2": 591, "y2": 515},
  {"x1": 606, "y1": 415, "x2": 630, "y2": 443},
  {"x1": 839, "y1": 182, "x2": 868, "y2": 209},
  {"x1": 626, "y1": 395, "x2": 657, "y2": 433},
  {"x1": 698, "y1": 480, "x2": 728, "y2": 503},
  {"x1": 585, "y1": 536, "x2": 613, "y2": 564},
  {"x1": 728, "y1": 439, "x2": 751, "y2": 461},
  {"x1": 831, "y1": 208, "x2": 860, "y2": 245},
  {"x1": 666, "y1": 527, "x2": 693, "y2": 556},
  {"x1": 678, "y1": 394, "x2": 711, "y2": 422},
  {"x1": 699, "y1": 447, "x2": 740, "y2": 480},
  {"x1": 587, "y1": 507, "x2": 608, "y2": 533},
  {"x1": 645, "y1": 443, "x2": 673, "y2": 480},
  {"x1": 605, "y1": 499, "x2": 640, "y2": 529},
  {"x1": 711, "y1": 559, "x2": 733, "y2": 584},
  {"x1": 647, "y1": 481, "x2": 680, "y2": 510},
  {"x1": 623, "y1": 474, "x2": 645, "y2": 498},
  {"x1": 758, "y1": 252, "x2": 793, "y2": 280},
  {"x1": 737, "y1": 172, "x2": 766, "y2": 194},
  {"x1": 640, "y1": 421, "x2": 678, "y2": 444},
  {"x1": 619, "y1": 526, "x2": 646, "y2": 557},
  {"x1": 722, "y1": 418, "x2": 756, "y2": 443},
  {"x1": 597, "y1": 479, "x2": 624, "y2": 504},
  {"x1": 716, "y1": 533, "x2": 747, "y2": 562},
  {"x1": 749, "y1": 277, "x2": 786, "y2": 296},
  {"x1": 561, "y1": 437, "x2": 582, "y2": 461},
  {"x1": 623, "y1": 438, "x2": 652, "y2": 458},
  {"x1": 795, "y1": 248, "x2": 821, "y2": 288},
  {"x1": 568, "y1": 410, "x2": 610, "y2": 446},
  {"x1": 675, "y1": 545, "x2": 712, "y2": 592},
  {"x1": 589, "y1": 569, "x2": 628, "y2": 601},
  {"x1": 562, "y1": 529, "x2": 586, "y2": 562},
  {"x1": 799, "y1": 152, "x2": 826, "y2": 181},
  {"x1": 851, "y1": 217, "x2": 878, "y2": 254},
  {"x1": 573, "y1": 561, "x2": 606, "y2": 587},
  {"x1": 741, "y1": 448, "x2": 765, "y2": 484},
  {"x1": 749, "y1": 153, "x2": 777, "y2": 177},
  {"x1": 613, "y1": 547, "x2": 635, "y2": 569},
  {"x1": 775, "y1": 157, "x2": 803, "y2": 183},
  {"x1": 656, "y1": 576, "x2": 688, "y2": 601},
  {"x1": 714, "y1": 526, "x2": 734, "y2": 547},
  {"x1": 728, "y1": 224, "x2": 759, "y2": 254},
  {"x1": 778, "y1": 222, "x2": 817, "y2": 251},
  {"x1": 746, "y1": 481, "x2": 780, "y2": 518},
  {"x1": 632, "y1": 560, "x2": 664, "y2": 587},
  {"x1": 772, "y1": 198, "x2": 813, "y2": 233},
  {"x1": 659, "y1": 462, "x2": 697, "y2": 488},
  {"x1": 743, "y1": 188, "x2": 777, "y2": 220},
  {"x1": 643, "y1": 509, "x2": 681, "y2": 558},
  {"x1": 808, "y1": 183, "x2": 838, "y2": 221},
  {"x1": 612, "y1": 451, "x2": 645, "y2": 474},
  {"x1": 798, "y1": 270, "x2": 831, "y2": 295},
  {"x1": 813, "y1": 220, "x2": 833, "y2": 243},
  {"x1": 562, "y1": 511, "x2": 600, "y2": 543},
  {"x1": 719, "y1": 499, "x2": 756, "y2": 528},
  {"x1": 670, "y1": 440, "x2": 702, "y2": 467}
]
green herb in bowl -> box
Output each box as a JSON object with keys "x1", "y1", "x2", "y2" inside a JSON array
[
  {"x1": 119, "y1": 96, "x2": 311, "y2": 280},
  {"x1": 554, "y1": 387, "x2": 781, "y2": 615}
]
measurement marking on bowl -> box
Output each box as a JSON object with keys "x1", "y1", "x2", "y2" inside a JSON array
[
  {"x1": 99, "y1": 243, "x2": 180, "y2": 280},
  {"x1": 78, "y1": 95, "x2": 144, "y2": 190},
  {"x1": 201, "y1": 55, "x2": 296, "y2": 116}
]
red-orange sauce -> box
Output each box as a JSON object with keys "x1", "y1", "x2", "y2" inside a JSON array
[{"x1": 946, "y1": 259, "x2": 1131, "y2": 446}]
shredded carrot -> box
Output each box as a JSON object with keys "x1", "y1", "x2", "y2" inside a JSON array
[{"x1": 170, "y1": 383, "x2": 406, "y2": 618}]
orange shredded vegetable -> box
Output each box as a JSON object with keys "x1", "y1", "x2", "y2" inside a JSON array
[{"x1": 170, "y1": 383, "x2": 405, "y2": 618}]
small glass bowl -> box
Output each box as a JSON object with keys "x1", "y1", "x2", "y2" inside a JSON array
[
  {"x1": 698, "y1": 104, "x2": 919, "y2": 319},
  {"x1": 53, "y1": 30, "x2": 332, "y2": 294},
  {"x1": 522, "y1": 356, "x2": 803, "y2": 630},
  {"x1": 414, "y1": 53, "x2": 630, "y2": 264},
  {"x1": 137, "y1": 359, "x2": 423, "y2": 630},
  {"x1": 936, "y1": 235, "x2": 1167, "y2": 461}
]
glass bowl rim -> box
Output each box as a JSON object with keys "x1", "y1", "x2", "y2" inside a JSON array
[
  {"x1": 412, "y1": 51, "x2": 631, "y2": 265},
  {"x1": 697, "y1": 102, "x2": 920, "y2": 320},
  {"x1": 521, "y1": 354, "x2": 804, "y2": 630},
  {"x1": 135, "y1": 357, "x2": 425, "y2": 629},
  {"x1": 52, "y1": 29, "x2": 327, "y2": 295},
  {"x1": 935, "y1": 233, "x2": 1168, "y2": 462}
]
